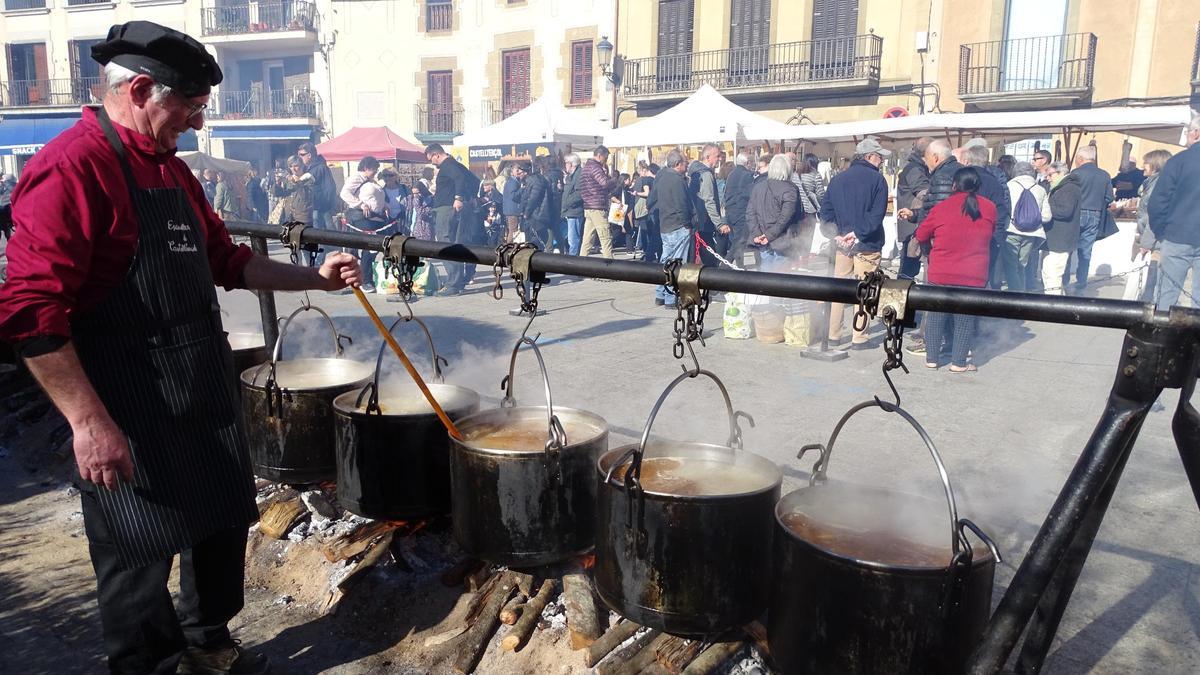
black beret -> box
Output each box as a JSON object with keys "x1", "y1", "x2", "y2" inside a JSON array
[{"x1": 91, "y1": 21, "x2": 222, "y2": 98}]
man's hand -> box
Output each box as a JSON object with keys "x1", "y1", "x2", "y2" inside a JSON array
[
  {"x1": 897, "y1": 207, "x2": 913, "y2": 221},
  {"x1": 318, "y1": 251, "x2": 362, "y2": 290},
  {"x1": 361, "y1": 204, "x2": 372, "y2": 217},
  {"x1": 836, "y1": 232, "x2": 858, "y2": 249},
  {"x1": 718, "y1": 224, "x2": 731, "y2": 235},
  {"x1": 73, "y1": 413, "x2": 134, "y2": 491},
  {"x1": 753, "y1": 234, "x2": 768, "y2": 245}
]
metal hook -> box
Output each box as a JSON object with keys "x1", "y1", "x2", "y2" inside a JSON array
[
  {"x1": 678, "y1": 339, "x2": 702, "y2": 377},
  {"x1": 876, "y1": 364, "x2": 903, "y2": 410},
  {"x1": 397, "y1": 298, "x2": 414, "y2": 322},
  {"x1": 300, "y1": 290, "x2": 313, "y2": 311},
  {"x1": 519, "y1": 311, "x2": 537, "y2": 343}
]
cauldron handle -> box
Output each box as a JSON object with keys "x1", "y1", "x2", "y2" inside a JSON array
[
  {"x1": 251, "y1": 302, "x2": 344, "y2": 416},
  {"x1": 500, "y1": 337, "x2": 568, "y2": 469},
  {"x1": 627, "y1": 368, "x2": 744, "y2": 486},
  {"x1": 808, "y1": 399, "x2": 971, "y2": 558},
  {"x1": 360, "y1": 313, "x2": 448, "y2": 414}
]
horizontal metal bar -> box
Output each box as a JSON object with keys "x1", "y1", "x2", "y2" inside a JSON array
[{"x1": 228, "y1": 221, "x2": 1199, "y2": 333}]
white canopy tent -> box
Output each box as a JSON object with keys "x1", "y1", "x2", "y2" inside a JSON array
[
  {"x1": 773, "y1": 105, "x2": 1194, "y2": 149},
  {"x1": 603, "y1": 84, "x2": 797, "y2": 148},
  {"x1": 452, "y1": 96, "x2": 608, "y2": 148}
]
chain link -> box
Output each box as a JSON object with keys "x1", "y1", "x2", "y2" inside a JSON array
[
  {"x1": 662, "y1": 259, "x2": 710, "y2": 360},
  {"x1": 491, "y1": 242, "x2": 543, "y2": 314}
]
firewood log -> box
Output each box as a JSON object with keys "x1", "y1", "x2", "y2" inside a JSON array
[
  {"x1": 562, "y1": 572, "x2": 603, "y2": 649},
  {"x1": 321, "y1": 521, "x2": 395, "y2": 562},
  {"x1": 609, "y1": 632, "x2": 671, "y2": 675},
  {"x1": 258, "y1": 499, "x2": 306, "y2": 539},
  {"x1": 585, "y1": 620, "x2": 642, "y2": 667},
  {"x1": 499, "y1": 595, "x2": 525, "y2": 626},
  {"x1": 453, "y1": 571, "x2": 518, "y2": 674},
  {"x1": 655, "y1": 635, "x2": 703, "y2": 674},
  {"x1": 595, "y1": 629, "x2": 662, "y2": 675},
  {"x1": 681, "y1": 641, "x2": 744, "y2": 675},
  {"x1": 501, "y1": 578, "x2": 557, "y2": 652}
]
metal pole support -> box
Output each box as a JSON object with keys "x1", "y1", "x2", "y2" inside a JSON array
[
  {"x1": 968, "y1": 317, "x2": 1199, "y2": 674},
  {"x1": 249, "y1": 235, "x2": 280, "y2": 350}
]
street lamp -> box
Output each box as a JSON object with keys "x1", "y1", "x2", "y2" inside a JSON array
[{"x1": 596, "y1": 36, "x2": 615, "y2": 82}]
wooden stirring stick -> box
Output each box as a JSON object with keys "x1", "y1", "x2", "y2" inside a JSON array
[{"x1": 352, "y1": 286, "x2": 463, "y2": 440}]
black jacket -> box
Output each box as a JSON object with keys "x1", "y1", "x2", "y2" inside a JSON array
[
  {"x1": 975, "y1": 166, "x2": 1011, "y2": 241},
  {"x1": 1045, "y1": 173, "x2": 1083, "y2": 253},
  {"x1": 723, "y1": 165, "x2": 754, "y2": 229},
  {"x1": 648, "y1": 167, "x2": 693, "y2": 235},
  {"x1": 895, "y1": 149, "x2": 930, "y2": 239},
  {"x1": 306, "y1": 155, "x2": 340, "y2": 213},
  {"x1": 560, "y1": 168, "x2": 583, "y2": 218},
  {"x1": 432, "y1": 157, "x2": 481, "y2": 209},
  {"x1": 921, "y1": 157, "x2": 962, "y2": 224},
  {"x1": 521, "y1": 172, "x2": 554, "y2": 225},
  {"x1": 746, "y1": 178, "x2": 799, "y2": 253}
]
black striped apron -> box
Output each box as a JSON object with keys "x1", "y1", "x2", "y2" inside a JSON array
[{"x1": 70, "y1": 109, "x2": 258, "y2": 570}]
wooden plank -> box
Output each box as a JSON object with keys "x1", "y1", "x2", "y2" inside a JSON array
[{"x1": 321, "y1": 521, "x2": 395, "y2": 562}]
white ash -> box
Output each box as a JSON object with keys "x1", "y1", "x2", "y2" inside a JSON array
[
  {"x1": 329, "y1": 514, "x2": 371, "y2": 538},
  {"x1": 60, "y1": 483, "x2": 80, "y2": 498},
  {"x1": 300, "y1": 490, "x2": 339, "y2": 520},
  {"x1": 720, "y1": 645, "x2": 764, "y2": 675},
  {"x1": 67, "y1": 510, "x2": 83, "y2": 522},
  {"x1": 287, "y1": 521, "x2": 310, "y2": 542},
  {"x1": 540, "y1": 594, "x2": 567, "y2": 630},
  {"x1": 328, "y1": 559, "x2": 355, "y2": 589},
  {"x1": 272, "y1": 594, "x2": 294, "y2": 606}
]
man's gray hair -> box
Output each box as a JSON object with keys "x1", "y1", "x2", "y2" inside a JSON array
[
  {"x1": 735, "y1": 152, "x2": 751, "y2": 167},
  {"x1": 701, "y1": 143, "x2": 722, "y2": 159},
  {"x1": 1050, "y1": 161, "x2": 1069, "y2": 174},
  {"x1": 564, "y1": 153, "x2": 581, "y2": 167},
  {"x1": 767, "y1": 154, "x2": 793, "y2": 181},
  {"x1": 928, "y1": 139, "x2": 952, "y2": 160},
  {"x1": 1076, "y1": 145, "x2": 1097, "y2": 163},
  {"x1": 1188, "y1": 115, "x2": 1200, "y2": 133},
  {"x1": 1013, "y1": 161, "x2": 1037, "y2": 178},
  {"x1": 104, "y1": 62, "x2": 174, "y2": 104},
  {"x1": 665, "y1": 149, "x2": 686, "y2": 169},
  {"x1": 914, "y1": 136, "x2": 934, "y2": 153},
  {"x1": 964, "y1": 145, "x2": 989, "y2": 167}
]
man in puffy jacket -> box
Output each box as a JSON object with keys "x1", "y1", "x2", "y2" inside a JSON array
[
  {"x1": 298, "y1": 142, "x2": 339, "y2": 265},
  {"x1": 578, "y1": 145, "x2": 619, "y2": 258},
  {"x1": 560, "y1": 153, "x2": 584, "y2": 254},
  {"x1": 819, "y1": 137, "x2": 890, "y2": 349},
  {"x1": 920, "y1": 139, "x2": 961, "y2": 223},
  {"x1": 1147, "y1": 114, "x2": 1200, "y2": 309}
]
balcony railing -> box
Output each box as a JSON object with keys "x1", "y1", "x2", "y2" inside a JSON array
[
  {"x1": 622, "y1": 35, "x2": 882, "y2": 98},
  {"x1": 959, "y1": 33, "x2": 1096, "y2": 97},
  {"x1": 426, "y1": 1, "x2": 452, "y2": 32},
  {"x1": 414, "y1": 104, "x2": 463, "y2": 136},
  {"x1": 201, "y1": 1, "x2": 318, "y2": 37},
  {"x1": 207, "y1": 88, "x2": 322, "y2": 121},
  {"x1": 0, "y1": 77, "x2": 104, "y2": 108},
  {"x1": 3, "y1": 0, "x2": 47, "y2": 9}
]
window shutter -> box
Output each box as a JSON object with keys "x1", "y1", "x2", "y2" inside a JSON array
[
  {"x1": 570, "y1": 40, "x2": 592, "y2": 104},
  {"x1": 33, "y1": 43, "x2": 49, "y2": 81},
  {"x1": 502, "y1": 48, "x2": 531, "y2": 118},
  {"x1": 657, "y1": 0, "x2": 694, "y2": 57}
]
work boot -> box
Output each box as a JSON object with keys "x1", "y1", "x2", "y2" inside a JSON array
[{"x1": 177, "y1": 640, "x2": 271, "y2": 675}]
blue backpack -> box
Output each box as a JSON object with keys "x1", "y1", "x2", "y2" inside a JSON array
[{"x1": 1012, "y1": 185, "x2": 1042, "y2": 232}]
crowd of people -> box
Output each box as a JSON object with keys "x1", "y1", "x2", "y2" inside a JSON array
[{"x1": 179, "y1": 116, "x2": 1199, "y2": 361}]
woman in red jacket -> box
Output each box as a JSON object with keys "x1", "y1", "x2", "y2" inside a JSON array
[{"x1": 914, "y1": 167, "x2": 997, "y2": 372}]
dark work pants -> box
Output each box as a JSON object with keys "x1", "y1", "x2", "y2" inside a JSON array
[{"x1": 82, "y1": 490, "x2": 248, "y2": 675}]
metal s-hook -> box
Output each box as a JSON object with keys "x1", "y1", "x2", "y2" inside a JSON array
[
  {"x1": 877, "y1": 365, "x2": 903, "y2": 410},
  {"x1": 679, "y1": 339, "x2": 702, "y2": 377}
]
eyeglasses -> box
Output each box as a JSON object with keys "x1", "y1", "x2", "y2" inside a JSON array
[{"x1": 298, "y1": 151, "x2": 310, "y2": 157}]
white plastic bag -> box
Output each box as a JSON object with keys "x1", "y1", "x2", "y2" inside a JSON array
[{"x1": 723, "y1": 293, "x2": 753, "y2": 339}]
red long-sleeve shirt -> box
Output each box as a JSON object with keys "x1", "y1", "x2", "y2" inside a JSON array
[
  {"x1": 914, "y1": 191, "x2": 997, "y2": 288},
  {"x1": 0, "y1": 107, "x2": 253, "y2": 349}
]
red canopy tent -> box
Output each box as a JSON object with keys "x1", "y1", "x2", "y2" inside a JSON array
[{"x1": 316, "y1": 126, "x2": 426, "y2": 163}]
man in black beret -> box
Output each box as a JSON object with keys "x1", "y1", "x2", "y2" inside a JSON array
[{"x1": 0, "y1": 19, "x2": 363, "y2": 675}]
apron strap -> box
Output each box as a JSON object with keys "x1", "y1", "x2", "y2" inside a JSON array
[{"x1": 96, "y1": 107, "x2": 142, "y2": 202}]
